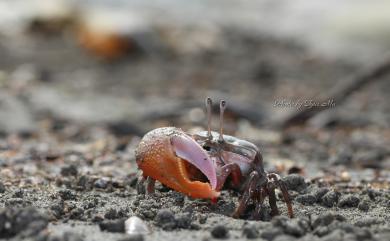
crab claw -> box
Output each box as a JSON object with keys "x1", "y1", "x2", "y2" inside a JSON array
[
  {"x1": 171, "y1": 134, "x2": 217, "y2": 190},
  {"x1": 136, "y1": 127, "x2": 219, "y2": 199}
]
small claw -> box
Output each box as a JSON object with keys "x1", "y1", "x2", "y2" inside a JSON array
[{"x1": 172, "y1": 134, "x2": 217, "y2": 190}]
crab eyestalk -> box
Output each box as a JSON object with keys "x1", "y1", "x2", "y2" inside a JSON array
[
  {"x1": 206, "y1": 97, "x2": 213, "y2": 141},
  {"x1": 218, "y1": 100, "x2": 227, "y2": 143}
]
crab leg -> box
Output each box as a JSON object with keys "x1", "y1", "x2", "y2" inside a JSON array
[
  {"x1": 267, "y1": 186, "x2": 280, "y2": 216},
  {"x1": 232, "y1": 171, "x2": 264, "y2": 218},
  {"x1": 252, "y1": 188, "x2": 266, "y2": 220},
  {"x1": 216, "y1": 163, "x2": 242, "y2": 191},
  {"x1": 268, "y1": 173, "x2": 294, "y2": 218},
  {"x1": 136, "y1": 175, "x2": 146, "y2": 194},
  {"x1": 146, "y1": 177, "x2": 156, "y2": 194}
]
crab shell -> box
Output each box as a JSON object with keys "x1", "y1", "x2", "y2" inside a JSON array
[{"x1": 135, "y1": 127, "x2": 220, "y2": 199}]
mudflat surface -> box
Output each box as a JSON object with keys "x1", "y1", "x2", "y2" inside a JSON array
[{"x1": 0, "y1": 20, "x2": 389, "y2": 241}]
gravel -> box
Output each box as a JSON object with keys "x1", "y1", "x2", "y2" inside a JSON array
[
  {"x1": 321, "y1": 190, "x2": 341, "y2": 207},
  {"x1": 0, "y1": 207, "x2": 48, "y2": 239},
  {"x1": 211, "y1": 225, "x2": 229, "y2": 239},
  {"x1": 282, "y1": 174, "x2": 307, "y2": 192},
  {"x1": 338, "y1": 195, "x2": 360, "y2": 208}
]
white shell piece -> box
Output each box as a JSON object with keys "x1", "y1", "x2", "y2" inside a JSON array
[{"x1": 125, "y1": 216, "x2": 151, "y2": 235}]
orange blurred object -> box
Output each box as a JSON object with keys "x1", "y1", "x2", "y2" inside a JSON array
[{"x1": 77, "y1": 27, "x2": 134, "y2": 59}]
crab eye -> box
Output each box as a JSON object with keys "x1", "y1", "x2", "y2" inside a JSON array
[{"x1": 203, "y1": 145, "x2": 211, "y2": 151}]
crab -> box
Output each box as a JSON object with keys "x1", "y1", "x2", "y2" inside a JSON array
[{"x1": 135, "y1": 97, "x2": 293, "y2": 219}]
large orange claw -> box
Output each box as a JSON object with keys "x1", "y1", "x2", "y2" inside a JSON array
[{"x1": 135, "y1": 127, "x2": 220, "y2": 199}]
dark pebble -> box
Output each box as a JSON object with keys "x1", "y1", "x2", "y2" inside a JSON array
[
  {"x1": 321, "y1": 230, "x2": 344, "y2": 241},
  {"x1": 0, "y1": 181, "x2": 5, "y2": 193},
  {"x1": 5, "y1": 198, "x2": 29, "y2": 206},
  {"x1": 295, "y1": 194, "x2": 316, "y2": 205},
  {"x1": 94, "y1": 178, "x2": 109, "y2": 189},
  {"x1": 354, "y1": 217, "x2": 384, "y2": 227},
  {"x1": 329, "y1": 148, "x2": 352, "y2": 165},
  {"x1": 312, "y1": 188, "x2": 329, "y2": 202},
  {"x1": 92, "y1": 215, "x2": 104, "y2": 223},
  {"x1": 272, "y1": 216, "x2": 309, "y2": 237},
  {"x1": 260, "y1": 227, "x2": 283, "y2": 241},
  {"x1": 358, "y1": 199, "x2": 370, "y2": 211},
  {"x1": 12, "y1": 189, "x2": 24, "y2": 198},
  {"x1": 211, "y1": 225, "x2": 229, "y2": 239},
  {"x1": 50, "y1": 202, "x2": 64, "y2": 218},
  {"x1": 312, "y1": 212, "x2": 345, "y2": 229},
  {"x1": 355, "y1": 228, "x2": 373, "y2": 240},
  {"x1": 60, "y1": 164, "x2": 78, "y2": 176},
  {"x1": 321, "y1": 190, "x2": 340, "y2": 207},
  {"x1": 313, "y1": 226, "x2": 330, "y2": 237},
  {"x1": 58, "y1": 189, "x2": 76, "y2": 200},
  {"x1": 366, "y1": 188, "x2": 381, "y2": 200},
  {"x1": 76, "y1": 175, "x2": 89, "y2": 190},
  {"x1": 104, "y1": 208, "x2": 119, "y2": 219},
  {"x1": 198, "y1": 214, "x2": 207, "y2": 224},
  {"x1": 338, "y1": 195, "x2": 360, "y2": 208},
  {"x1": 0, "y1": 207, "x2": 49, "y2": 238},
  {"x1": 242, "y1": 225, "x2": 258, "y2": 239},
  {"x1": 282, "y1": 174, "x2": 307, "y2": 192},
  {"x1": 70, "y1": 208, "x2": 84, "y2": 220},
  {"x1": 175, "y1": 213, "x2": 192, "y2": 229},
  {"x1": 99, "y1": 219, "x2": 125, "y2": 232},
  {"x1": 155, "y1": 209, "x2": 176, "y2": 230}
]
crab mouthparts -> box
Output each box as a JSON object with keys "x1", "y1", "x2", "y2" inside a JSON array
[{"x1": 172, "y1": 134, "x2": 217, "y2": 190}]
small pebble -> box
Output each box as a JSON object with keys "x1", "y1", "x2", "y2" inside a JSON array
[
  {"x1": 70, "y1": 208, "x2": 84, "y2": 220},
  {"x1": 312, "y1": 212, "x2": 345, "y2": 228},
  {"x1": 92, "y1": 215, "x2": 104, "y2": 223},
  {"x1": 60, "y1": 165, "x2": 78, "y2": 176},
  {"x1": 366, "y1": 188, "x2": 381, "y2": 200},
  {"x1": 312, "y1": 188, "x2": 329, "y2": 202},
  {"x1": 105, "y1": 208, "x2": 119, "y2": 219},
  {"x1": 321, "y1": 190, "x2": 340, "y2": 207},
  {"x1": 0, "y1": 182, "x2": 6, "y2": 193},
  {"x1": 282, "y1": 174, "x2": 307, "y2": 192},
  {"x1": 58, "y1": 189, "x2": 76, "y2": 200},
  {"x1": 12, "y1": 189, "x2": 24, "y2": 198},
  {"x1": 99, "y1": 219, "x2": 125, "y2": 233},
  {"x1": 94, "y1": 178, "x2": 109, "y2": 189},
  {"x1": 50, "y1": 202, "x2": 64, "y2": 218},
  {"x1": 211, "y1": 225, "x2": 229, "y2": 239},
  {"x1": 175, "y1": 213, "x2": 192, "y2": 229},
  {"x1": 358, "y1": 199, "x2": 370, "y2": 211},
  {"x1": 260, "y1": 227, "x2": 282, "y2": 241},
  {"x1": 76, "y1": 175, "x2": 89, "y2": 190},
  {"x1": 272, "y1": 216, "x2": 309, "y2": 237},
  {"x1": 155, "y1": 209, "x2": 176, "y2": 230},
  {"x1": 242, "y1": 225, "x2": 258, "y2": 239},
  {"x1": 338, "y1": 195, "x2": 360, "y2": 208},
  {"x1": 198, "y1": 214, "x2": 207, "y2": 224},
  {"x1": 295, "y1": 194, "x2": 316, "y2": 205},
  {"x1": 354, "y1": 217, "x2": 384, "y2": 227}
]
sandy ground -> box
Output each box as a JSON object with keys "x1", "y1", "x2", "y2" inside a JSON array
[{"x1": 0, "y1": 15, "x2": 389, "y2": 241}]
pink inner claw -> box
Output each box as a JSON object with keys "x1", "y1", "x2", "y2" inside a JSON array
[{"x1": 171, "y1": 134, "x2": 217, "y2": 189}]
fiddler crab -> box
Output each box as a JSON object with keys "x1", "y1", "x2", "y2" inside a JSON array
[{"x1": 135, "y1": 97, "x2": 293, "y2": 219}]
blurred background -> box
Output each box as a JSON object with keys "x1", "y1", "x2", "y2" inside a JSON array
[{"x1": 0, "y1": 0, "x2": 389, "y2": 179}]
